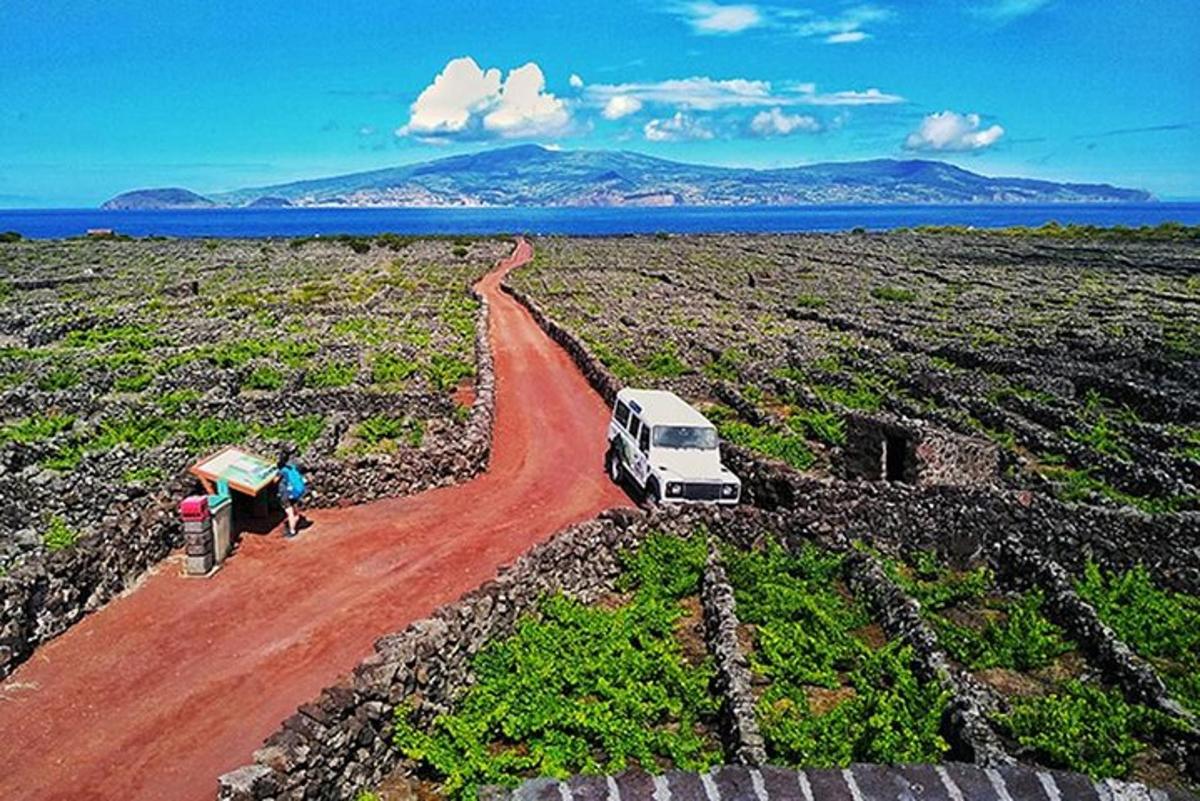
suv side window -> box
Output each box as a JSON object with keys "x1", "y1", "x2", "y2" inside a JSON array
[
  {"x1": 638, "y1": 424, "x2": 651, "y2": 453},
  {"x1": 615, "y1": 401, "x2": 631, "y2": 428}
]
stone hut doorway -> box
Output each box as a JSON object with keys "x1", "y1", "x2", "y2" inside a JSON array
[{"x1": 883, "y1": 433, "x2": 910, "y2": 482}]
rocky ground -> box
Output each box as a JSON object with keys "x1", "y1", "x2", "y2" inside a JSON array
[
  {"x1": 510, "y1": 230, "x2": 1200, "y2": 514},
  {"x1": 0, "y1": 234, "x2": 507, "y2": 575}
]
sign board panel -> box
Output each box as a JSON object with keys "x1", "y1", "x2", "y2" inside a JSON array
[{"x1": 189, "y1": 446, "x2": 277, "y2": 496}]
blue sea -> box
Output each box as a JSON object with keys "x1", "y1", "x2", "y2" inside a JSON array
[{"x1": 1, "y1": 203, "x2": 1198, "y2": 239}]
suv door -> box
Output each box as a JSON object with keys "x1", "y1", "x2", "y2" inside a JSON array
[{"x1": 633, "y1": 420, "x2": 652, "y2": 485}]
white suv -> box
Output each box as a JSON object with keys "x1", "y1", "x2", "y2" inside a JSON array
[{"x1": 605, "y1": 388, "x2": 741, "y2": 504}]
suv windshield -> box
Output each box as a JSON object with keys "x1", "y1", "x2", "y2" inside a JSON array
[{"x1": 652, "y1": 425, "x2": 718, "y2": 450}]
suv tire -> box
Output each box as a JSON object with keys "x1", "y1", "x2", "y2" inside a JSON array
[
  {"x1": 605, "y1": 444, "x2": 622, "y2": 484},
  {"x1": 644, "y1": 477, "x2": 661, "y2": 506}
]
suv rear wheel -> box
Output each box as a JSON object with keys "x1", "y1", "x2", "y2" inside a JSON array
[{"x1": 605, "y1": 444, "x2": 622, "y2": 484}]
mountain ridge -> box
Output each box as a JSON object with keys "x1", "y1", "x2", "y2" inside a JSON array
[{"x1": 101, "y1": 145, "x2": 1152, "y2": 209}]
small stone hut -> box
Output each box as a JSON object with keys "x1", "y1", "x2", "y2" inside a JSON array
[{"x1": 842, "y1": 412, "x2": 1000, "y2": 486}]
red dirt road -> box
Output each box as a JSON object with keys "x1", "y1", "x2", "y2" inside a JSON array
[{"x1": 0, "y1": 239, "x2": 631, "y2": 801}]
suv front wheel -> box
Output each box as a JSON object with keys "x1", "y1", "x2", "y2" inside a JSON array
[{"x1": 644, "y1": 476, "x2": 661, "y2": 506}]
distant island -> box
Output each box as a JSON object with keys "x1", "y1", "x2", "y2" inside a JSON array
[{"x1": 102, "y1": 145, "x2": 1152, "y2": 209}]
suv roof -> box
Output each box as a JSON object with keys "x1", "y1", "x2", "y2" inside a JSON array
[{"x1": 617, "y1": 388, "x2": 714, "y2": 429}]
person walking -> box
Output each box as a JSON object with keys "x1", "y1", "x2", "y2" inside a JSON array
[{"x1": 276, "y1": 450, "x2": 308, "y2": 538}]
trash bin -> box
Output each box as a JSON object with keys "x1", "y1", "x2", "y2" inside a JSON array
[
  {"x1": 208, "y1": 480, "x2": 233, "y2": 564},
  {"x1": 180, "y1": 495, "x2": 214, "y2": 575}
]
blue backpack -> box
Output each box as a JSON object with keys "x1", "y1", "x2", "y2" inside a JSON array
[{"x1": 280, "y1": 464, "x2": 307, "y2": 501}]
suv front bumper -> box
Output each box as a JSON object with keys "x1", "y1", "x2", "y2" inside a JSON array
[{"x1": 663, "y1": 481, "x2": 740, "y2": 504}]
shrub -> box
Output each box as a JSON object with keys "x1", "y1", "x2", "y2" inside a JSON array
[
  {"x1": 810, "y1": 377, "x2": 885, "y2": 412},
  {"x1": 870, "y1": 286, "x2": 917, "y2": 303},
  {"x1": 353, "y1": 415, "x2": 424, "y2": 452},
  {"x1": 718, "y1": 420, "x2": 815, "y2": 470},
  {"x1": 644, "y1": 343, "x2": 688, "y2": 378},
  {"x1": 1076, "y1": 562, "x2": 1200, "y2": 714},
  {"x1": 452, "y1": 246, "x2": 468, "y2": 258},
  {"x1": 181, "y1": 418, "x2": 251, "y2": 453},
  {"x1": 38, "y1": 368, "x2": 81, "y2": 392},
  {"x1": 156, "y1": 388, "x2": 202, "y2": 415},
  {"x1": 425, "y1": 354, "x2": 474, "y2": 392},
  {"x1": 123, "y1": 466, "x2": 165, "y2": 484},
  {"x1": 794, "y1": 294, "x2": 827, "y2": 308},
  {"x1": 932, "y1": 590, "x2": 1072, "y2": 671},
  {"x1": 371, "y1": 353, "x2": 419, "y2": 385},
  {"x1": 0, "y1": 413, "x2": 75, "y2": 445},
  {"x1": 789, "y1": 408, "x2": 846, "y2": 446},
  {"x1": 44, "y1": 515, "x2": 79, "y2": 552},
  {"x1": 259, "y1": 415, "x2": 326, "y2": 451},
  {"x1": 304, "y1": 362, "x2": 357, "y2": 389},
  {"x1": 0, "y1": 230, "x2": 22, "y2": 243},
  {"x1": 244, "y1": 365, "x2": 285, "y2": 391},
  {"x1": 727, "y1": 541, "x2": 949, "y2": 766},
  {"x1": 997, "y1": 682, "x2": 1175, "y2": 779},
  {"x1": 113, "y1": 371, "x2": 154, "y2": 393}
]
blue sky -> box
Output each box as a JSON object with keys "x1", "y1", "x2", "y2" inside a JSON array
[{"x1": 2, "y1": 0, "x2": 1198, "y2": 206}]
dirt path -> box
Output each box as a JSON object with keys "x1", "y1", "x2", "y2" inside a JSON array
[{"x1": 0, "y1": 239, "x2": 632, "y2": 801}]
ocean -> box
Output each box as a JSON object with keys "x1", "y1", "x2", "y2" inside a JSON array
[{"x1": 1, "y1": 203, "x2": 1198, "y2": 239}]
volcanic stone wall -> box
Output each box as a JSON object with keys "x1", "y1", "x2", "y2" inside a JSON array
[{"x1": 0, "y1": 288, "x2": 497, "y2": 681}]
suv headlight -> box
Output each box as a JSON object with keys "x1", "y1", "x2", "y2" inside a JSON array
[
  {"x1": 666, "y1": 482, "x2": 682, "y2": 496},
  {"x1": 722, "y1": 484, "x2": 738, "y2": 498}
]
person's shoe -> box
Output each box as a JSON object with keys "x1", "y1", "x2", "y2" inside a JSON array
[{"x1": 284, "y1": 527, "x2": 298, "y2": 539}]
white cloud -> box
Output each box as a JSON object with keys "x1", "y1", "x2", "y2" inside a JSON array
[
  {"x1": 569, "y1": 74, "x2": 584, "y2": 89},
  {"x1": 802, "y1": 88, "x2": 901, "y2": 106},
  {"x1": 682, "y1": 2, "x2": 763, "y2": 34},
  {"x1": 669, "y1": 3, "x2": 890, "y2": 41},
  {"x1": 826, "y1": 31, "x2": 868, "y2": 44},
  {"x1": 904, "y1": 111, "x2": 1005, "y2": 152},
  {"x1": 644, "y1": 112, "x2": 714, "y2": 142},
  {"x1": 602, "y1": 95, "x2": 644, "y2": 120},
  {"x1": 482, "y1": 62, "x2": 571, "y2": 136},
  {"x1": 398, "y1": 57, "x2": 570, "y2": 140},
  {"x1": 585, "y1": 77, "x2": 902, "y2": 111},
  {"x1": 974, "y1": 0, "x2": 1051, "y2": 21},
  {"x1": 749, "y1": 107, "x2": 821, "y2": 136},
  {"x1": 780, "y1": 5, "x2": 891, "y2": 40}
]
